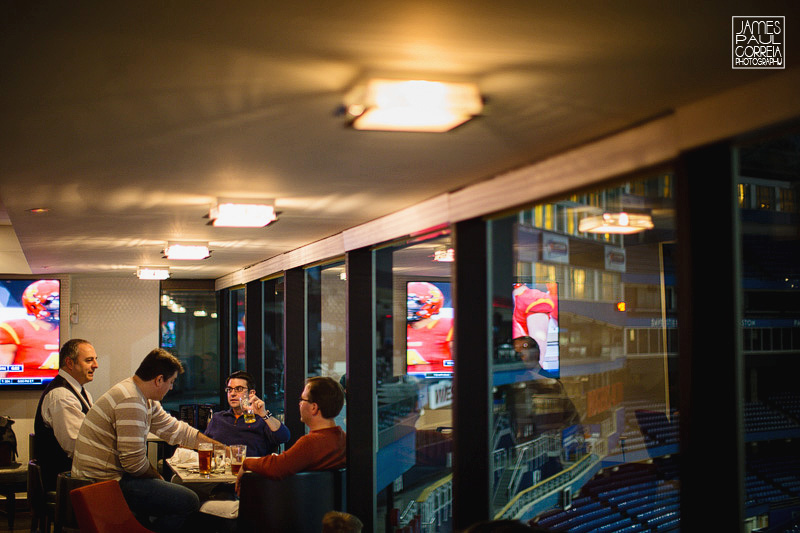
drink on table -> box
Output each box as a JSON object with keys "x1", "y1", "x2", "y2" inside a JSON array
[
  {"x1": 230, "y1": 444, "x2": 247, "y2": 475},
  {"x1": 214, "y1": 444, "x2": 227, "y2": 473},
  {"x1": 198, "y1": 442, "x2": 213, "y2": 476}
]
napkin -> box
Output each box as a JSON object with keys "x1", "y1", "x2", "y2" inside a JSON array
[
  {"x1": 167, "y1": 447, "x2": 199, "y2": 468},
  {"x1": 200, "y1": 500, "x2": 239, "y2": 519}
]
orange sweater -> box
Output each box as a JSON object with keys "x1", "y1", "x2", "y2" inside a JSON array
[{"x1": 242, "y1": 426, "x2": 346, "y2": 480}]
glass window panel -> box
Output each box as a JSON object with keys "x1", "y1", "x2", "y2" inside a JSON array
[
  {"x1": 306, "y1": 261, "x2": 347, "y2": 428},
  {"x1": 263, "y1": 277, "x2": 285, "y2": 419},
  {"x1": 737, "y1": 133, "x2": 800, "y2": 531},
  {"x1": 489, "y1": 172, "x2": 679, "y2": 527},
  {"x1": 738, "y1": 183, "x2": 749, "y2": 209},
  {"x1": 375, "y1": 233, "x2": 453, "y2": 533},
  {"x1": 231, "y1": 287, "x2": 246, "y2": 371},
  {"x1": 779, "y1": 187, "x2": 795, "y2": 212},
  {"x1": 306, "y1": 262, "x2": 347, "y2": 378},
  {"x1": 159, "y1": 284, "x2": 219, "y2": 415},
  {"x1": 756, "y1": 185, "x2": 775, "y2": 210}
]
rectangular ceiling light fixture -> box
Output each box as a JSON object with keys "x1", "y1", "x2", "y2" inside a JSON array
[
  {"x1": 209, "y1": 198, "x2": 277, "y2": 227},
  {"x1": 163, "y1": 242, "x2": 211, "y2": 260},
  {"x1": 433, "y1": 247, "x2": 455, "y2": 262},
  {"x1": 136, "y1": 266, "x2": 170, "y2": 280},
  {"x1": 345, "y1": 79, "x2": 483, "y2": 132},
  {"x1": 578, "y1": 212, "x2": 655, "y2": 234}
]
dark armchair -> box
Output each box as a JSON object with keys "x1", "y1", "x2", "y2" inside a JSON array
[{"x1": 237, "y1": 468, "x2": 346, "y2": 532}]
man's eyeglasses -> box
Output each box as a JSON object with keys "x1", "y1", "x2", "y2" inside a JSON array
[
  {"x1": 225, "y1": 386, "x2": 248, "y2": 394},
  {"x1": 299, "y1": 397, "x2": 313, "y2": 403}
]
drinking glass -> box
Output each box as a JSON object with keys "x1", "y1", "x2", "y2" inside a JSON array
[
  {"x1": 241, "y1": 396, "x2": 256, "y2": 423},
  {"x1": 198, "y1": 442, "x2": 213, "y2": 477},
  {"x1": 213, "y1": 444, "x2": 227, "y2": 473},
  {"x1": 230, "y1": 444, "x2": 247, "y2": 475}
]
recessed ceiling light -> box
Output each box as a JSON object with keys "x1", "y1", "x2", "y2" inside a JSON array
[
  {"x1": 578, "y1": 212, "x2": 654, "y2": 234},
  {"x1": 433, "y1": 247, "x2": 455, "y2": 262},
  {"x1": 136, "y1": 267, "x2": 170, "y2": 280},
  {"x1": 163, "y1": 242, "x2": 211, "y2": 260},
  {"x1": 344, "y1": 79, "x2": 483, "y2": 132},
  {"x1": 28, "y1": 207, "x2": 50, "y2": 214},
  {"x1": 209, "y1": 198, "x2": 277, "y2": 227}
]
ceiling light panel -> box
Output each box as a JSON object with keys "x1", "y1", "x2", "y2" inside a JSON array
[
  {"x1": 136, "y1": 267, "x2": 170, "y2": 280},
  {"x1": 209, "y1": 199, "x2": 277, "y2": 227},
  {"x1": 345, "y1": 79, "x2": 483, "y2": 132},
  {"x1": 164, "y1": 243, "x2": 211, "y2": 260}
]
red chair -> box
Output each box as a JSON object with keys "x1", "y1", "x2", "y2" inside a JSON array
[{"x1": 69, "y1": 479, "x2": 154, "y2": 533}]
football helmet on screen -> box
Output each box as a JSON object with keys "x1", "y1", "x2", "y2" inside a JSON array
[
  {"x1": 22, "y1": 280, "x2": 60, "y2": 322},
  {"x1": 407, "y1": 282, "x2": 444, "y2": 322}
]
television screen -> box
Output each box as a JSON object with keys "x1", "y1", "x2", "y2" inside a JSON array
[
  {"x1": 160, "y1": 320, "x2": 176, "y2": 348},
  {"x1": 512, "y1": 281, "x2": 560, "y2": 378},
  {"x1": 406, "y1": 281, "x2": 454, "y2": 378},
  {"x1": 0, "y1": 278, "x2": 61, "y2": 388}
]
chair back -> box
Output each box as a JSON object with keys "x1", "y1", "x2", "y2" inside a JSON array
[
  {"x1": 27, "y1": 460, "x2": 54, "y2": 532},
  {"x1": 27, "y1": 461, "x2": 45, "y2": 515},
  {"x1": 238, "y1": 468, "x2": 347, "y2": 532},
  {"x1": 70, "y1": 479, "x2": 153, "y2": 533},
  {"x1": 54, "y1": 471, "x2": 93, "y2": 533},
  {"x1": 29, "y1": 433, "x2": 37, "y2": 461}
]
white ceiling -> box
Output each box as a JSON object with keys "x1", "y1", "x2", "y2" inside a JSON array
[{"x1": 1, "y1": 1, "x2": 798, "y2": 279}]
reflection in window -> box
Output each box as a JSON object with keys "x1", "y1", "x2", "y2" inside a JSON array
[
  {"x1": 231, "y1": 287, "x2": 246, "y2": 371},
  {"x1": 160, "y1": 283, "x2": 219, "y2": 415},
  {"x1": 737, "y1": 133, "x2": 800, "y2": 531},
  {"x1": 489, "y1": 173, "x2": 679, "y2": 528},
  {"x1": 306, "y1": 262, "x2": 347, "y2": 429},
  {"x1": 263, "y1": 278, "x2": 285, "y2": 418},
  {"x1": 375, "y1": 233, "x2": 454, "y2": 533}
]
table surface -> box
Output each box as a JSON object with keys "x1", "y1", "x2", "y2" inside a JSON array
[{"x1": 168, "y1": 460, "x2": 238, "y2": 483}]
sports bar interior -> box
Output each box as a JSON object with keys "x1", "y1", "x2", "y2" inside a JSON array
[{"x1": 1, "y1": 2, "x2": 800, "y2": 532}]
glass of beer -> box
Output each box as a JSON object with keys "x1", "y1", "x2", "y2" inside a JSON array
[
  {"x1": 198, "y1": 442, "x2": 214, "y2": 477},
  {"x1": 241, "y1": 396, "x2": 256, "y2": 424},
  {"x1": 230, "y1": 444, "x2": 247, "y2": 475}
]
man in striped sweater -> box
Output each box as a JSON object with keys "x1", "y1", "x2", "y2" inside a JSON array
[{"x1": 72, "y1": 348, "x2": 222, "y2": 532}]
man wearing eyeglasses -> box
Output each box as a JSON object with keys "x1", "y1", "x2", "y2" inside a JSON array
[
  {"x1": 235, "y1": 376, "x2": 345, "y2": 489},
  {"x1": 204, "y1": 371, "x2": 290, "y2": 457}
]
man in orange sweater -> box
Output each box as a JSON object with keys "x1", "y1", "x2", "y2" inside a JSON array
[{"x1": 235, "y1": 376, "x2": 346, "y2": 490}]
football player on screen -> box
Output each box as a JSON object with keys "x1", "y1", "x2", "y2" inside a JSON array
[
  {"x1": 511, "y1": 282, "x2": 559, "y2": 372},
  {"x1": 0, "y1": 280, "x2": 61, "y2": 379},
  {"x1": 406, "y1": 282, "x2": 454, "y2": 374}
]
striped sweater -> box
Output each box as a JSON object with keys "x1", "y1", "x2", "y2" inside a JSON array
[{"x1": 71, "y1": 377, "x2": 198, "y2": 481}]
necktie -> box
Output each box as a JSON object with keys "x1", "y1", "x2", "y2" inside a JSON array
[{"x1": 81, "y1": 388, "x2": 91, "y2": 407}]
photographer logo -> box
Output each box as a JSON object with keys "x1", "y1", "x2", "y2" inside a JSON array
[{"x1": 732, "y1": 16, "x2": 785, "y2": 69}]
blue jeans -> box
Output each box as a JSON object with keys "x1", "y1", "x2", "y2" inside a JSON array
[{"x1": 118, "y1": 475, "x2": 200, "y2": 532}]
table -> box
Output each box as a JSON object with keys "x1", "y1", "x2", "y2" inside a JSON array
[
  {"x1": 168, "y1": 457, "x2": 240, "y2": 520},
  {"x1": 171, "y1": 468, "x2": 238, "y2": 484},
  {"x1": 168, "y1": 458, "x2": 237, "y2": 484}
]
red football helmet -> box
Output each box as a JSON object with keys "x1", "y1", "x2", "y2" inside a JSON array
[
  {"x1": 407, "y1": 282, "x2": 444, "y2": 322},
  {"x1": 22, "y1": 280, "x2": 60, "y2": 322}
]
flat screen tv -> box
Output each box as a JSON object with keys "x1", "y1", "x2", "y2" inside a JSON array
[
  {"x1": 512, "y1": 281, "x2": 560, "y2": 378},
  {"x1": 0, "y1": 278, "x2": 61, "y2": 388},
  {"x1": 406, "y1": 280, "x2": 453, "y2": 379},
  {"x1": 160, "y1": 320, "x2": 176, "y2": 348}
]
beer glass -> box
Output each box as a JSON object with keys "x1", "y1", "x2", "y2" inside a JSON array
[
  {"x1": 198, "y1": 442, "x2": 213, "y2": 477},
  {"x1": 241, "y1": 396, "x2": 256, "y2": 423},
  {"x1": 230, "y1": 444, "x2": 247, "y2": 475}
]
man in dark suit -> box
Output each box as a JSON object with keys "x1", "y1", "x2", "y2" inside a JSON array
[{"x1": 34, "y1": 338, "x2": 98, "y2": 490}]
